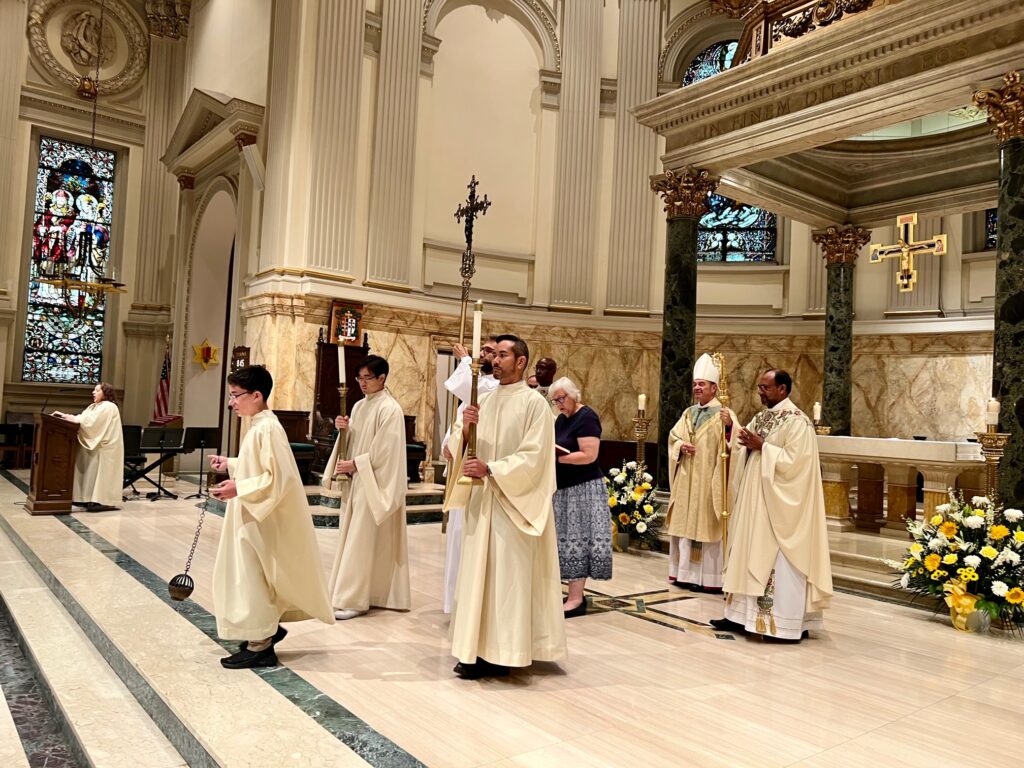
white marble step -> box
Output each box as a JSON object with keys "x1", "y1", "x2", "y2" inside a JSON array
[
  {"x1": 0, "y1": 506, "x2": 371, "y2": 768},
  {"x1": 0, "y1": 682, "x2": 29, "y2": 768},
  {"x1": 0, "y1": 530, "x2": 186, "y2": 768}
]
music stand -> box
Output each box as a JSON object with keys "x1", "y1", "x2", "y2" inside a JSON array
[
  {"x1": 182, "y1": 426, "x2": 221, "y2": 499},
  {"x1": 140, "y1": 427, "x2": 184, "y2": 501}
]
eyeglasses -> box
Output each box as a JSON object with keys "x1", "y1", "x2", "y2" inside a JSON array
[
  {"x1": 551, "y1": 395, "x2": 568, "y2": 405},
  {"x1": 355, "y1": 375, "x2": 379, "y2": 383},
  {"x1": 227, "y1": 391, "x2": 252, "y2": 401}
]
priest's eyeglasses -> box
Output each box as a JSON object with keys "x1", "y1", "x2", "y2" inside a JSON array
[
  {"x1": 355, "y1": 374, "x2": 380, "y2": 382},
  {"x1": 227, "y1": 390, "x2": 253, "y2": 401}
]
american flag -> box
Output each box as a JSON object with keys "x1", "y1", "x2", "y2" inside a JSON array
[{"x1": 152, "y1": 341, "x2": 171, "y2": 421}]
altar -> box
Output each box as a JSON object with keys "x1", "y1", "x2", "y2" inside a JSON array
[{"x1": 817, "y1": 436, "x2": 985, "y2": 535}]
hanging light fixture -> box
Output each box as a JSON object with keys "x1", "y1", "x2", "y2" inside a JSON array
[{"x1": 33, "y1": 0, "x2": 125, "y2": 315}]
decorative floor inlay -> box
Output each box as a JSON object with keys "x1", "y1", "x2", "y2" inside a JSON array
[
  {"x1": 0, "y1": 470, "x2": 424, "y2": 768},
  {"x1": 575, "y1": 586, "x2": 736, "y2": 639},
  {"x1": 0, "y1": 599, "x2": 81, "y2": 768}
]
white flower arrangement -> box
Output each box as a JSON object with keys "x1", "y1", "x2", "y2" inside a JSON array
[
  {"x1": 605, "y1": 459, "x2": 659, "y2": 546},
  {"x1": 1005, "y1": 508, "x2": 1023, "y2": 524}
]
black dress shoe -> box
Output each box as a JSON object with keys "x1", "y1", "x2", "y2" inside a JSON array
[
  {"x1": 673, "y1": 581, "x2": 698, "y2": 591},
  {"x1": 563, "y1": 598, "x2": 587, "y2": 618},
  {"x1": 709, "y1": 617, "x2": 746, "y2": 632},
  {"x1": 240, "y1": 624, "x2": 288, "y2": 652},
  {"x1": 454, "y1": 658, "x2": 510, "y2": 679},
  {"x1": 220, "y1": 646, "x2": 278, "y2": 669}
]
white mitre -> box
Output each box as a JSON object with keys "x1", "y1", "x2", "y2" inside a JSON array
[{"x1": 693, "y1": 353, "x2": 720, "y2": 384}]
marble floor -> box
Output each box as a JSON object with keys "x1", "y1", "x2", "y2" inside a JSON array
[{"x1": 1, "y1": 471, "x2": 1022, "y2": 768}]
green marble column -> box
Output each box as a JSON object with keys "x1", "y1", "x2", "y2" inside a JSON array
[
  {"x1": 812, "y1": 226, "x2": 870, "y2": 437},
  {"x1": 976, "y1": 72, "x2": 1024, "y2": 506},
  {"x1": 651, "y1": 169, "x2": 717, "y2": 488}
]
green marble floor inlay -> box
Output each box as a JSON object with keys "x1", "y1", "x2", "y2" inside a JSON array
[{"x1": 0, "y1": 470, "x2": 425, "y2": 768}]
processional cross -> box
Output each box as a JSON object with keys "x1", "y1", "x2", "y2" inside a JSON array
[
  {"x1": 868, "y1": 212, "x2": 947, "y2": 293},
  {"x1": 454, "y1": 176, "x2": 491, "y2": 299}
]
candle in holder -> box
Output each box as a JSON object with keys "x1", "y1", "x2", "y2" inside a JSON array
[
  {"x1": 987, "y1": 397, "x2": 1000, "y2": 426},
  {"x1": 471, "y1": 300, "x2": 483, "y2": 358},
  {"x1": 337, "y1": 345, "x2": 346, "y2": 385},
  {"x1": 813, "y1": 401, "x2": 822, "y2": 423},
  {"x1": 638, "y1": 394, "x2": 647, "y2": 413}
]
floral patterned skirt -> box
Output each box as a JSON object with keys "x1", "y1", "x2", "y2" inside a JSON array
[{"x1": 553, "y1": 478, "x2": 613, "y2": 581}]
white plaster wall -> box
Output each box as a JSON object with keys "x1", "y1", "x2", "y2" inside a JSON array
[
  {"x1": 186, "y1": 0, "x2": 272, "y2": 105},
  {"x1": 423, "y1": 5, "x2": 544, "y2": 256}
]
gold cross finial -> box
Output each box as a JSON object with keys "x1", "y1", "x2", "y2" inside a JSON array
[{"x1": 868, "y1": 213, "x2": 947, "y2": 293}]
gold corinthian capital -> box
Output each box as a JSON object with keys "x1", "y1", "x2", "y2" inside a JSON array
[
  {"x1": 650, "y1": 168, "x2": 719, "y2": 219},
  {"x1": 812, "y1": 225, "x2": 871, "y2": 266},
  {"x1": 974, "y1": 71, "x2": 1024, "y2": 144}
]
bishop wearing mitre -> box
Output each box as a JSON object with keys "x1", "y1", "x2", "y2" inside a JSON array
[
  {"x1": 665, "y1": 353, "x2": 738, "y2": 593},
  {"x1": 323, "y1": 354, "x2": 410, "y2": 620},
  {"x1": 445, "y1": 334, "x2": 567, "y2": 680},
  {"x1": 713, "y1": 369, "x2": 833, "y2": 643}
]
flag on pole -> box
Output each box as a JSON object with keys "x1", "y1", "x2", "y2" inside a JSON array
[{"x1": 153, "y1": 339, "x2": 171, "y2": 421}]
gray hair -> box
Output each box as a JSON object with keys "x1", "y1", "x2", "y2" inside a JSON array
[{"x1": 549, "y1": 376, "x2": 581, "y2": 401}]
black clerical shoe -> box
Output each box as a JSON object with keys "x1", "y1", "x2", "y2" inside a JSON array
[
  {"x1": 239, "y1": 624, "x2": 288, "y2": 652},
  {"x1": 673, "y1": 580, "x2": 698, "y2": 591},
  {"x1": 709, "y1": 617, "x2": 746, "y2": 633},
  {"x1": 563, "y1": 598, "x2": 587, "y2": 618},
  {"x1": 698, "y1": 585, "x2": 724, "y2": 595},
  {"x1": 220, "y1": 645, "x2": 278, "y2": 669},
  {"x1": 762, "y1": 630, "x2": 809, "y2": 644},
  {"x1": 454, "y1": 658, "x2": 510, "y2": 680}
]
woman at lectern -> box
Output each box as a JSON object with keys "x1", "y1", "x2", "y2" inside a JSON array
[{"x1": 52, "y1": 382, "x2": 124, "y2": 511}]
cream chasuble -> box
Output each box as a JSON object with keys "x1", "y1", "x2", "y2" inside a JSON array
[
  {"x1": 445, "y1": 380, "x2": 567, "y2": 667},
  {"x1": 723, "y1": 398, "x2": 832, "y2": 636},
  {"x1": 213, "y1": 410, "x2": 335, "y2": 641},
  {"x1": 323, "y1": 389, "x2": 410, "y2": 612},
  {"x1": 71, "y1": 401, "x2": 124, "y2": 507},
  {"x1": 665, "y1": 398, "x2": 738, "y2": 543}
]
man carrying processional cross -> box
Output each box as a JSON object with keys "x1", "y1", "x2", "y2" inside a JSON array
[{"x1": 665, "y1": 353, "x2": 738, "y2": 594}]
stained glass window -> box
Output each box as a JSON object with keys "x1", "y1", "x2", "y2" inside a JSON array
[
  {"x1": 22, "y1": 137, "x2": 116, "y2": 384},
  {"x1": 697, "y1": 194, "x2": 778, "y2": 263},
  {"x1": 682, "y1": 40, "x2": 738, "y2": 86},
  {"x1": 984, "y1": 208, "x2": 997, "y2": 251}
]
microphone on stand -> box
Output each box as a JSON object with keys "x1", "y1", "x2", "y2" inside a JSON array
[{"x1": 41, "y1": 388, "x2": 80, "y2": 416}]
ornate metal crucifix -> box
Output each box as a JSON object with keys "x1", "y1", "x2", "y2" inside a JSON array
[
  {"x1": 868, "y1": 212, "x2": 947, "y2": 293},
  {"x1": 454, "y1": 175, "x2": 491, "y2": 301}
]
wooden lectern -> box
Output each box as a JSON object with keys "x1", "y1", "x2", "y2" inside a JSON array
[{"x1": 26, "y1": 412, "x2": 79, "y2": 515}]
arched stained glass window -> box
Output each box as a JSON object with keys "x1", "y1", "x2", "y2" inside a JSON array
[
  {"x1": 682, "y1": 40, "x2": 738, "y2": 86},
  {"x1": 698, "y1": 194, "x2": 777, "y2": 263},
  {"x1": 22, "y1": 137, "x2": 116, "y2": 384}
]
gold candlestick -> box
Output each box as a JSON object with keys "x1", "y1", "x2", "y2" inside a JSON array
[
  {"x1": 457, "y1": 359, "x2": 484, "y2": 486},
  {"x1": 975, "y1": 423, "x2": 1010, "y2": 501},
  {"x1": 632, "y1": 412, "x2": 651, "y2": 466},
  {"x1": 333, "y1": 383, "x2": 350, "y2": 485}
]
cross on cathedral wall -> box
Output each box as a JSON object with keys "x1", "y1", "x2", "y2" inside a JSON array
[{"x1": 868, "y1": 213, "x2": 947, "y2": 292}]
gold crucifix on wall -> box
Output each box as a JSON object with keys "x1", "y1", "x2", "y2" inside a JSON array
[{"x1": 868, "y1": 213, "x2": 947, "y2": 293}]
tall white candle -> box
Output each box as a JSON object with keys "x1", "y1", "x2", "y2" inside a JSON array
[
  {"x1": 813, "y1": 401, "x2": 822, "y2": 422},
  {"x1": 987, "y1": 397, "x2": 1000, "y2": 426},
  {"x1": 337, "y1": 345, "x2": 345, "y2": 385},
  {"x1": 638, "y1": 394, "x2": 647, "y2": 412},
  {"x1": 471, "y1": 300, "x2": 483, "y2": 358}
]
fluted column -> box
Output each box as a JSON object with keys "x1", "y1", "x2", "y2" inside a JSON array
[
  {"x1": 975, "y1": 71, "x2": 1024, "y2": 506},
  {"x1": 549, "y1": 0, "x2": 602, "y2": 310},
  {"x1": 812, "y1": 224, "x2": 871, "y2": 436},
  {"x1": 651, "y1": 168, "x2": 718, "y2": 488},
  {"x1": 365, "y1": 0, "x2": 421, "y2": 288},
  {"x1": 606, "y1": 0, "x2": 660, "y2": 313},
  {"x1": 0, "y1": 0, "x2": 28, "y2": 411},
  {"x1": 121, "y1": 9, "x2": 188, "y2": 423},
  {"x1": 306, "y1": 1, "x2": 363, "y2": 276}
]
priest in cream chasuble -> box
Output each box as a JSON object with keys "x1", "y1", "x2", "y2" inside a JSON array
[
  {"x1": 323, "y1": 355, "x2": 410, "y2": 618},
  {"x1": 720, "y1": 370, "x2": 833, "y2": 642},
  {"x1": 666, "y1": 354, "x2": 738, "y2": 591},
  {"x1": 445, "y1": 335, "x2": 567, "y2": 679},
  {"x1": 210, "y1": 365, "x2": 335, "y2": 670}
]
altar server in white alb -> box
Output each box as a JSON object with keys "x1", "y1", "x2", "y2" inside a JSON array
[
  {"x1": 209, "y1": 365, "x2": 335, "y2": 669},
  {"x1": 441, "y1": 337, "x2": 500, "y2": 614},
  {"x1": 713, "y1": 369, "x2": 833, "y2": 642},
  {"x1": 54, "y1": 382, "x2": 124, "y2": 511},
  {"x1": 445, "y1": 334, "x2": 567, "y2": 679},
  {"x1": 323, "y1": 354, "x2": 410, "y2": 620},
  {"x1": 665, "y1": 354, "x2": 738, "y2": 593}
]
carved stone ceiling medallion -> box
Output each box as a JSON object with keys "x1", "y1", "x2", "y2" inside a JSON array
[{"x1": 28, "y1": 0, "x2": 149, "y2": 95}]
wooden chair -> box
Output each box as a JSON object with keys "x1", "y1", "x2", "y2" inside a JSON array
[{"x1": 0, "y1": 425, "x2": 21, "y2": 469}]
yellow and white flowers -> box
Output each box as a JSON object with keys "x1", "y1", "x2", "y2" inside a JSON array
[{"x1": 605, "y1": 459, "x2": 659, "y2": 546}]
